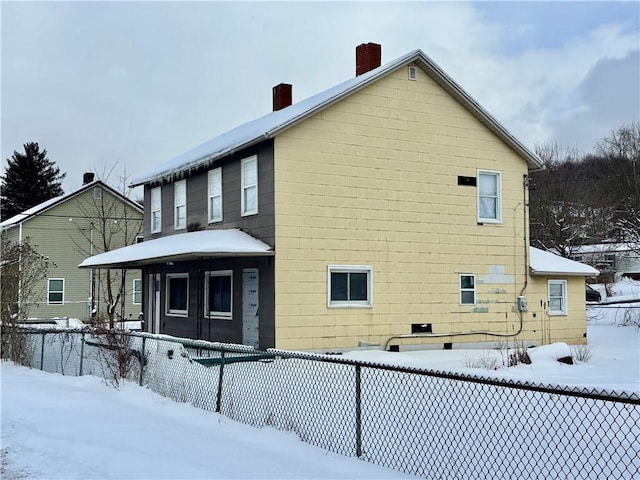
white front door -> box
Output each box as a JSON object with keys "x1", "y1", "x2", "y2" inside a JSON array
[
  {"x1": 148, "y1": 274, "x2": 161, "y2": 333},
  {"x1": 242, "y1": 268, "x2": 259, "y2": 348}
]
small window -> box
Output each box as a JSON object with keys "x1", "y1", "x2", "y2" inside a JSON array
[
  {"x1": 174, "y1": 180, "x2": 187, "y2": 230},
  {"x1": 93, "y1": 187, "x2": 102, "y2": 200},
  {"x1": 133, "y1": 279, "x2": 142, "y2": 305},
  {"x1": 328, "y1": 265, "x2": 372, "y2": 307},
  {"x1": 477, "y1": 170, "x2": 502, "y2": 223},
  {"x1": 205, "y1": 270, "x2": 232, "y2": 319},
  {"x1": 408, "y1": 65, "x2": 417, "y2": 80},
  {"x1": 548, "y1": 280, "x2": 567, "y2": 315},
  {"x1": 166, "y1": 273, "x2": 188, "y2": 316},
  {"x1": 460, "y1": 274, "x2": 476, "y2": 305},
  {"x1": 241, "y1": 156, "x2": 258, "y2": 216},
  {"x1": 151, "y1": 187, "x2": 161, "y2": 233},
  {"x1": 208, "y1": 168, "x2": 223, "y2": 223},
  {"x1": 48, "y1": 278, "x2": 64, "y2": 304}
]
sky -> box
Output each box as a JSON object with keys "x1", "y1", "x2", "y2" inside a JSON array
[{"x1": 2, "y1": 1, "x2": 639, "y2": 195}]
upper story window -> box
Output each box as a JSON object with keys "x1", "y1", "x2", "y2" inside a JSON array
[
  {"x1": 459, "y1": 274, "x2": 476, "y2": 305},
  {"x1": 48, "y1": 278, "x2": 65, "y2": 305},
  {"x1": 241, "y1": 156, "x2": 258, "y2": 216},
  {"x1": 151, "y1": 187, "x2": 161, "y2": 233},
  {"x1": 208, "y1": 168, "x2": 223, "y2": 223},
  {"x1": 174, "y1": 180, "x2": 186, "y2": 230},
  {"x1": 93, "y1": 186, "x2": 102, "y2": 200},
  {"x1": 548, "y1": 280, "x2": 567, "y2": 315},
  {"x1": 477, "y1": 170, "x2": 502, "y2": 223},
  {"x1": 327, "y1": 265, "x2": 373, "y2": 308}
]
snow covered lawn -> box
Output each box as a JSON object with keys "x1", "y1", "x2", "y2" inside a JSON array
[{"x1": 1, "y1": 363, "x2": 414, "y2": 480}]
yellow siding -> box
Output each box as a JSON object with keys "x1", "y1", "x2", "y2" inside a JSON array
[
  {"x1": 3, "y1": 187, "x2": 143, "y2": 322},
  {"x1": 273, "y1": 66, "x2": 586, "y2": 351}
]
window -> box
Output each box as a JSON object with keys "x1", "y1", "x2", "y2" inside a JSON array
[
  {"x1": 151, "y1": 187, "x2": 161, "y2": 233},
  {"x1": 174, "y1": 180, "x2": 186, "y2": 230},
  {"x1": 208, "y1": 168, "x2": 223, "y2": 223},
  {"x1": 477, "y1": 170, "x2": 501, "y2": 223},
  {"x1": 166, "y1": 273, "x2": 188, "y2": 316},
  {"x1": 327, "y1": 265, "x2": 372, "y2": 307},
  {"x1": 408, "y1": 65, "x2": 417, "y2": 80},
  {"x1": 48, "y1": 279, "x2": 64, "y2": 304},
  {"x1": 205, "y1": 270, "x2": 232, "y2": 319},
  {"x1": 460, "y1": 274, "x2": 476, "y2": 305},
  {"x1": 548, "y1": 280, "x2": 567, "y2": 315},
  {"x1": 133, "y1": 279, "x2": 142, "y2": 305},
  {"x1": 241, "y1": 156, "x2": 258, "y2": 216},
  {"x1": 93, "y1": 186, "x2": 102, "y2": 200}
]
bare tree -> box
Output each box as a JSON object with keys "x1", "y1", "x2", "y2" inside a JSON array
[{"x1": 69, "y1": 172, "x2": 142, "y2": 328}]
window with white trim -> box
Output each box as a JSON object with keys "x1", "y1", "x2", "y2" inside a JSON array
[
  {"x1": 174, "y1": 180, "x2": 187, "y2": 230},
  {"x1": 459, "y1": 274, "x2": 476, "y2": 305},
  {"x1": 151, "y1": 187, "x2": 161, "y2": 233},
  {"x1": 328, "y1": 265, "x2": 372, "y2": 307},
  {"x1": 208, "y1": 168, "x2": 223, "y2": 223},
  {"x1": 477, "y1": 170, "x2": 501, "y2": 223},
  {"x1": 133, "y1": 279, "x2": 142, "y2": 305},
  {"x1": 548, "y1": 280, "x2": 567, "y2": 315},
  {"x1": 166, "y1": 273, "x2": 188, "y2": 316},
  {"x1": 48, "y1": 278, "x2": 64, "y2": 304},
  {"x1": 205, "y1": 270, "x2": 232, "y2": 319},
  {"x1": 241, "y1": 156, "x2": 258, "y2": 216}
]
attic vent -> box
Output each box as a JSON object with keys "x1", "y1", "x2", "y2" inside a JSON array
[
  {"x1": 458, "y1": 176, "x2": 477, "y2": 187},
  {"x1": 408, "y1": 65, "x2": 417, "y2": 81}
]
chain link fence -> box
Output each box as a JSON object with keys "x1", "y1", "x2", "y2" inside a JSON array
[{"x1": 2, "y1": 326, "x2": 639, "y2": 479}]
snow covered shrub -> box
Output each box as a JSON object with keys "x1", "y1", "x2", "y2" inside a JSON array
[
  {"x1": 571, "y1": 344, "x2": 594, "y2": 363},
  {"x1": 620, "y1": 307, "x2": 640, "y2": 329},
  {"x1": 89, "y1": 321, "x2": 142, "y2": 387},
  {"x1": 507, "y1": 342, "x2": 531, "y2": 367},
  {"x1": 463, "y1": 350, "x2": 500, "y2": 370}
]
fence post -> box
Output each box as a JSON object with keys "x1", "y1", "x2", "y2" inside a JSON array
[
  {"x1": 139, "y1": 336, "x2": 146, "y2": 386},
  {"x1": 40, "y1": 332, "x2": 45, "y2": 370},
  {"x1": 216, "y1": 350, "x2": 226, "y2": 413},
  {"x1": 79, "y1": 332, "x2": 85, "y2": 376},
  {"x1": 355, "y1": 364, "x2": 362, "y2": 458}
]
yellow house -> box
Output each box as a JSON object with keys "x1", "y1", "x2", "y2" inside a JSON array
[{"x1": 81, "y1": 44, "x2": 598, "y2": 351}]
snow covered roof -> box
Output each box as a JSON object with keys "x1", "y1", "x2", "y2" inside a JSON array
[
  {"x1": 530, "y1": 247, "x2": 600, "y2": 276},
  {"x1": 78, "y1": 229, "x2": 274, "y2": 269},
  {"x1": 571, "y1": 243, "x2": 637, "y2": 255},
  {"x1": 130, "y1": 49, "x2": 544, "y2": 187},
  {"x1": 0, "y1": 180, "x2": 142, "y2": 229}
]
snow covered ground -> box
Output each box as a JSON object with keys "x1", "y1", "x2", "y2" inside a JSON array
[{"x1": 2, "y1": 280, "x2": 638, "y2": 479}]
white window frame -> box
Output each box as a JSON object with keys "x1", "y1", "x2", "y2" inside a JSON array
[
  {"x1": 548, "y1": 279, "x2": 568, "y2": 316},
  {"x1": 241, "y1": 156, "x2": 258, "y2": 216},
  {"x1": 166, "y1": 273, "x2": 189, "y2": 317},
  {"x1": 47, "y1": 278, "x2": 65, "y2": 305},
  {"x1": 133, "y1": 279, "x2": 142, "y2": 305},
  {"x1": 208, "y1": 168, "x2": 223, "y2": 223},
  {"x1": 459, "y1": 274, "x2": 476, "y2": 305},
  {"x1": 327, "y1": 265, "x2": 373, "y2": 308},
  {"x1": 204, "y1": 270, "x2": 233, "y2": 319},
  {"x1": 174, "y1": 180, "x2": 187, "y2": 230},
  {"x1": 151, "y1": 186, "x2": 161, "y2": 233},
  {"x1": 477, "y1": 170, "x2": 502, "y2": 223}
]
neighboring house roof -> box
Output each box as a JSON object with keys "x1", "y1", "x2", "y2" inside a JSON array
[
  {"x1": 571, "y1": 243, "x2": 638, "y2": 255},
  {"x1": 530, "y1": 247, "x2": 600, "y2": 277},
  {"x1": 130, "y1": 49, "x2": 544, "y2": 187},
  {"x1": 0, "y1": 180, "x2": 143, "y2": 229},
  {"x1": 78, "y1": 229, "x2": 274, "y2": 269}
]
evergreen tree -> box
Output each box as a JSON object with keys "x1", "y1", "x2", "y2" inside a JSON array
[{"x1": 1, "y1": 142, "x2": 66, "y2": 220}]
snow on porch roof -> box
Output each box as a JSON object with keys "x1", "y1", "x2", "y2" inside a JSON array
[
  {"x1": 78, "y1": 229, "x2": 273, "y2": 269},
  {"x1": 529, "y1": 247, "x2": 599, "y2": 277}
]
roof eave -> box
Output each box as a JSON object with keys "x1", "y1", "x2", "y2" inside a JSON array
[{"x1": 530, "y1": 269, "x2": 600, "y2": 277}]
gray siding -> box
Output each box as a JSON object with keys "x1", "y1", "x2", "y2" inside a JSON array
[
  {"x1": 143, "y1": 139, "x2": 275, "y2": 246},
  {"x1": 142, "y1": 257, "x2": 275, "y2": 348}
]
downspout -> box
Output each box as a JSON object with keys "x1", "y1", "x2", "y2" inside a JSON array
[
  {"x1": 18, "y1": 224, "x2": 23, "y2": 316},
  {"x1": 384, "y1": 173, "x2": 532, "y2": 350}
]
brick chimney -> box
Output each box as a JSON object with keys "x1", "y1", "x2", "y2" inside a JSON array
[
  {"x1": 83, "y1": 172, "x2": 95, "y2": 185},
  {"x1": 273, "y1": 83, "x2": 292, "y2": 111},
  {"x1": 356, "y1": 43, "x2": 382, "y2": 76}
]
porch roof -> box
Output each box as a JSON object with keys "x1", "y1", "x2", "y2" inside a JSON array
[
  {"x1": 78, "y1": 229, "x2": 273, "y2": 269},
  {"x1": 529, "y1": 247, "x2": 599, "y2": 277}
]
